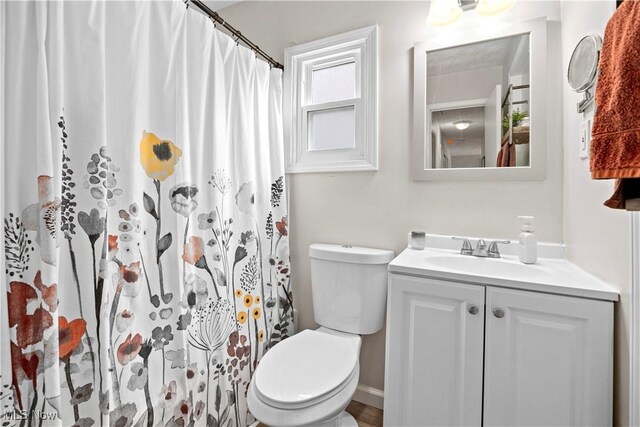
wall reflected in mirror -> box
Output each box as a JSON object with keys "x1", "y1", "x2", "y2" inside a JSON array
[{"x1": 427, "y1": 33, "x2": 530, "y2": 169}]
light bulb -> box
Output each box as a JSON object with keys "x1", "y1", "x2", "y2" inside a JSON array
[
  {"x1": 476, "y1": 0, "x2": 516, "y2": 16},
  {"x1": 453, "y1": 120, "x2": 471, "y2": 130},
  {"x1": 427, "y1": 0, "x2": 463, "y2": 27}
]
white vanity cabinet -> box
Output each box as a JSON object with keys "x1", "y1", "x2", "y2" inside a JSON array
[
  {"x1": 384, "y1": 274, "x2": 485, "y2": 426},
  {"x1": 384, "y1": 272, "x2": 614, "y2": 427},
  {"x1": 483, "y1": 287, "x2": 612, "y2": 427}
]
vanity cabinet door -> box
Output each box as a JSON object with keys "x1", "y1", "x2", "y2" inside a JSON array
[
  {"x1": 384, "y1": 274, "x2": 485, "y2": 427},
  {"x1": 483, "y1": 287, "x2": 613, "y2": 427}
]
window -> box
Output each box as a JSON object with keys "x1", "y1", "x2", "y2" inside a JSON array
[{"x1": 284, "y1": 26, "x2": 378, "y2": 173}]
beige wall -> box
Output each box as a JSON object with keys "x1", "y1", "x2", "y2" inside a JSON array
[
  {"x1": 560, "y1": 2, "x2": 631, "y2": 425},
  {"x1": 222, "y1": 0, "x2": 565, "y2": 392},
  {"x1": 222, "y1": 2, "x2": 631, "y2": 423}
]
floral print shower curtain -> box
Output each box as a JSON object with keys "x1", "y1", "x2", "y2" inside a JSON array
[{"x1": 0, "y1": 1, "x2": 293, "y2": 426}]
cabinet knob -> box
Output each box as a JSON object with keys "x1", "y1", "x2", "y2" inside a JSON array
[
  {"x1": 493, "y1": 308, "x2": 505, "y2": 319},
  {"x1": 467, "y1": 304, "x2": 479, "y2": 315}
]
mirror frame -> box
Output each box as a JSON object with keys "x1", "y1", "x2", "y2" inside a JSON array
[{"x1": 412, "y1": 17, "x2": 547, "y2": 181}]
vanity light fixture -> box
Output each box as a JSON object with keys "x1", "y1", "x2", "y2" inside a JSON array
[
  {"x1": 427, "y1": 0, "x2": 517, "y2": 27},
  {"x1": 476, "y1": 0, "x2": 516, "y2": 16},
  {"x1": 427, "y1": 0, "x2": 463, "y2": 27},
  {"x1": 453, "y1": 120, "x2": 471, "y2": 130}
]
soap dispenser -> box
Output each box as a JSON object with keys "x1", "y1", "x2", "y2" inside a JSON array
[{"x1": 518, "y1": 216, "x2": 537, "y2": 264}]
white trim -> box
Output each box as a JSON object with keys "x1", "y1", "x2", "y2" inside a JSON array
[
  {"x1": 352, "y1": 384, "x2": 384, "y2": 410},
  {"x1": 284, "y1": 25, "x2": 378, "y2": 173},
  {"x1": 412, "y1": 17, "x2": 547, "y2": 182},
  {"x1": 630, "y1": 212, "x2": 640, "y2": 427},
  {"x1": 428, "y1": 98, "x2": 488, "y2": 112}
]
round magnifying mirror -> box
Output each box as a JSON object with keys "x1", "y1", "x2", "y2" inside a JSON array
[{"x1": 567, "y1": 34, "x2": 602, "y2": 93}]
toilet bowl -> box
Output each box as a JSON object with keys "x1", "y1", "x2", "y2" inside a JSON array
[
  {"x1": 247, "y1": 328, "x2": 361, "y2": 426},
  {"x1": 248, "y1": 244, "x2": 394, "y2": 427}
]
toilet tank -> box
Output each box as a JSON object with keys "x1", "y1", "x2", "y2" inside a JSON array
[{"x1": 309, "y1": 244, "x2": 395, "y2": 335}]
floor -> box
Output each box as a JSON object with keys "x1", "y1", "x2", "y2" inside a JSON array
[
  {"x1": 256, "y1": 401, "x2": 384, "y2": 427},
  {"x1": 345, "y1": 401, "x2": 384, "y2": 427}
]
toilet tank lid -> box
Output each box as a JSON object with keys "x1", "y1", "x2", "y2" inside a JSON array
[{"x1": 309, "y1": 243, "x2": 394, "y2": 264}]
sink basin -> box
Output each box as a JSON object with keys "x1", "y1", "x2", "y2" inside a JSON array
[{"x1": 425, "y1": 255, "x2": 554, "y2": 279}]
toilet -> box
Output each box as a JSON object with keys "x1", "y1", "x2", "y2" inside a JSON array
[{"x1": 247, "y1": 243, "x2": 394, "y2": 427}]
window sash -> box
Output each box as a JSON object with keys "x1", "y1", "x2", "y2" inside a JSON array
[
  {"x1": 301, "y1": 51, "x2": 362, "y2": 107},
  {"x1": 301, "y1": 98, "x2": 363, "y2": 154}
]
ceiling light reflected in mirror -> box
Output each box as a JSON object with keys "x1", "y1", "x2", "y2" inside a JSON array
[{"x1": 453, "y1": 120, "x2": 472, "y2": 130}]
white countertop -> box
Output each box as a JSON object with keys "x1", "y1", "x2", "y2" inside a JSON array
[{"x1": 389, "y1": 245, "x2": 619, "y2": 302}]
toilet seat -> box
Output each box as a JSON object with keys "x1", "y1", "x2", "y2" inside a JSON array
[
  {"x1": 254, "y1": 328, "x2": 360, "y2": 409},
  {"x1": 248, "y1": 328, "x2": 362, "y2": 426},
  {"x1": 248, "y1": 362, "x2": 360, "y2": 427}
]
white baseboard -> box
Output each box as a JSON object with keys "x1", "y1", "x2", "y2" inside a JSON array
[{"x1": 352, "y1": 384, "x2": 384, "y2": 410}]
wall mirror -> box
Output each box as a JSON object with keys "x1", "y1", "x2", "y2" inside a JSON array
[{"x1": 412, "y1": 18, "x2": 547, "y2": 181}]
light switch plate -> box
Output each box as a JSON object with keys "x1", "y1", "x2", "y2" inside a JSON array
[{"x1": 579, "y1": 113, "x2": 593, "y2": 160}]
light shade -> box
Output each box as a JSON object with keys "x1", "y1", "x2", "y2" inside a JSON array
[
  {"x1": 453, "y1": 120, "x2": 471, "y2": 130},
  {"x1": 476, "y1": 0, "x2": 516, "y2": 16},
  {"x1": 427, "y1": 0, "x2": 463, "y2": 27}
]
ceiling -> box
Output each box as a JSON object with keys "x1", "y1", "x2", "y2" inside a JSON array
[{"x1": 427, "y1": 34, "x2": 529, "y2": 76}]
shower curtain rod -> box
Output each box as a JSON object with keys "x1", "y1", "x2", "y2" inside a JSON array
[{"x1": 189, "y1": 0, "x2": 284, "y2": 70}]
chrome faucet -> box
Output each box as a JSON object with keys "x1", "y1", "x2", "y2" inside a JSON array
[
  {"x1": 453, "y1": 237, "x2": 510, "y2": 258},
  {"x1": 473, "y1": 239, "x2": 488, "y2": 257}
]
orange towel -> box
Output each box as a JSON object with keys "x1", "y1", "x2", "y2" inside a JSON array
[
  {"x1": 590, "y1": 0, "x2": 640, "y2": 209},
  {"x1": 508, "y1": 143, "x2": 515, "y2": 167},
  {"x1": 602, "y1": 178, "x2": 640, "y2": 209},
  {"x1": 496, "y1": 142, "x2": 516, "y2": 168}
]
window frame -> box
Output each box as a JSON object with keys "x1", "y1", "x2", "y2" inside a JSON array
[{"x1": 284, "y1": 25, "x2": 378, "y2": 173}]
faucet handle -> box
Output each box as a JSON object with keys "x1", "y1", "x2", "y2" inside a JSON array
[
  {"x1": 452, "y1": 236, "x2": 473, "y2": 255},
  {"x1": 487, "y1": 240, "x2": 511, "y2": 258}
]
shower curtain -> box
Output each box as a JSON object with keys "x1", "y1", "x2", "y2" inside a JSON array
[{"x1": 0, "y1": 1, "x2": 293, "y2": 426}]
